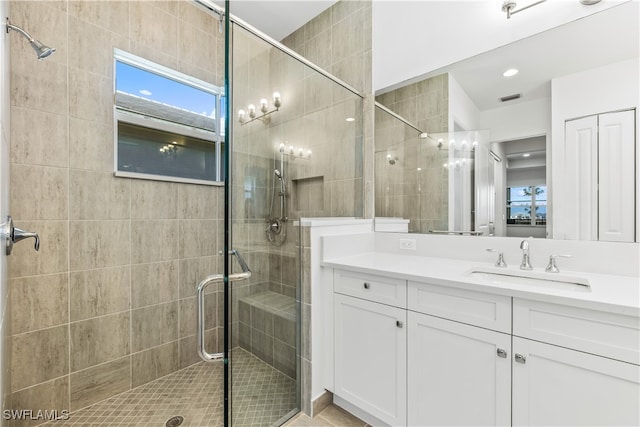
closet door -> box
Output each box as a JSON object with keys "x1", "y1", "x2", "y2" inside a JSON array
[
  {"x1": 598, "y1": 110, "x2": 635, "y2": 242},
  {"x1": 564, "y1": 116, "x2": 598, "y2": 240}
]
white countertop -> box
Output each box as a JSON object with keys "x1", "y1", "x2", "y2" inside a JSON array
[{"x1": 323, "y1": 252, "x2": 640, "y2": 317}]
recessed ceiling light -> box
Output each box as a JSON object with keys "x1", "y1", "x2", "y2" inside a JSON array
[
  {"x1": 522, "y1": 153, "x2": 530, "y2": 157},
  {"x1": 503, "y1": 68, "x2": 519, "y2": 77},
  {"x1": 140, "y1": 89, "x2": 152, "y2": 96},
  {"x1": 346, "y1": 117, "x2": 355, "y2": 122}
]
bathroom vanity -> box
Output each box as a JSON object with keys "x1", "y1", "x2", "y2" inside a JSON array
[{"x1": 321, "y1": 234, "x2": 640, "y2": 426}]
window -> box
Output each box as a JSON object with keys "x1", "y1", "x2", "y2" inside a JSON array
[
  {"x1": 114, "y1": 49, "x2": 224, "y2": 184},
  {"x1": 506, "y1": 186, "x2": 547, "y2": 226}
]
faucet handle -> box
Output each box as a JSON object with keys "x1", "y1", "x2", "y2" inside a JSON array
[
  {"x1": 486, "y1": 249, "x2": 507, "y2": 268},
  {"x1": 545, "y1": 254, "x2": 572, "y2": 273}
]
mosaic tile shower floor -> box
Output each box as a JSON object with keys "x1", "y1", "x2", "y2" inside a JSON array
[{"x1": 44, "y1": 349, "x2": 296, "y2": 427}]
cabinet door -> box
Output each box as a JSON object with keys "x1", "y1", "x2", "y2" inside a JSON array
[
  {"x1": 598, "y1": 110, "x2": 635, "y2": 242},
  {"x1": 334, "y1": 294, "x2": 406, "y2": 426},
  {"x1": 512, "y1": 337, "x2": 640, "y2": 426},
  {"x1": 407, "y1": 311, "x2": 511, "y2": 426}
]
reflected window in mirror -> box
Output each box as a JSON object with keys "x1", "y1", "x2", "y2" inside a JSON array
[
  {"x1": 114, "y1": 49, "x2": 224, "y2": 185},
  {"x1": 507, "y1": 186, "x2": 547, "y2": 227}
]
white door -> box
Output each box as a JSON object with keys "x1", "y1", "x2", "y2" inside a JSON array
[
  {"x1": 334, "y1": 294, "x2": 407, "y2": 426},
  {"x1": 407, "y1": 311, "x2": 511, "y2": 426},
  {"x1": 512, "y1": 337, "x2": 640, "y2": 426},
  {"x1": 564, "y1": 116, "x2": 598, "y2": 240},
  {"x1": 475, "y1": 142, "x2": 496, "y2": 235},
  {"x1": 598, "y1": 110, "x2": 635, "y2": 242}
]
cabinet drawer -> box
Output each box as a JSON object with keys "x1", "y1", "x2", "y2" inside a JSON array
[
  {"x1": 334, "y1": 270, "x2": 406, "y2": 308},
  {"x1": 513, "y1": 299, "x2": 640, "y2": 365},
  {"x1": 408, "y1": 281, "x2": 511, "y2": 333}
]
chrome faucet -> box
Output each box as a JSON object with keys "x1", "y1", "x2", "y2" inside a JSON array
[
  {"x1": 545, "y1": 254, "x2": 572, "y2": 273},
  {"x1": 520, "y1": 240, "x2": 532, "y2": 270}
]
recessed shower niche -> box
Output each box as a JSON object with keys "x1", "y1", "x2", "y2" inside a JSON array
[{"x1": 293, "y1": 176, "x2": 325, "y2": 217}]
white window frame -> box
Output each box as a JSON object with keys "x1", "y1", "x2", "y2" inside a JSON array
[{"x1": 113, "y1": 48, "x2": 224, "y2": 185}]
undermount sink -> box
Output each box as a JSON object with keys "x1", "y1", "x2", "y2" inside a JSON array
[{"x1": 467, "y1": 266, "x2": 591, "y2": 291}]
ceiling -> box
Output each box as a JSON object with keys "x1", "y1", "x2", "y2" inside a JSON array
[
  {"x1": 212, "y1": 0, "x2": 338, "y2": 41},
  {"x1": 436, "y1": 1, "x2": 639, "y2": 111}
]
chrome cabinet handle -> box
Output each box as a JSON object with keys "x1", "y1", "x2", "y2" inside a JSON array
[
  {"x1": 363, "y1": 282, "x2": 370, "y2": 289},
  {"x1": 2, "y1": 215, "x2": 40, "y2": 255},
  {"x1": 515, "y1": 353, "x2": 527, "y2": 364},
  {"x1": 497, "y1": 348, "x2": 508, "y2": 358}
]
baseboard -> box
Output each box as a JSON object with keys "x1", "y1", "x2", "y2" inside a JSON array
[{"x1": 312, "y1": 390, "x2": 333, "y2": 417}]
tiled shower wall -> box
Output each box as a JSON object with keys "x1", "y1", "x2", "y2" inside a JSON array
[
  {"x1": 8, "y1": 0, "x2": 224, "y2": 421},
  {"x1": 375, "y1": 74, "x2": 450, "y2": 232}
]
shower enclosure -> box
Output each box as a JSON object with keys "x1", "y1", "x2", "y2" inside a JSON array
[{"x1": 2, "y1": 1, "x2": 363, "y2": 426}]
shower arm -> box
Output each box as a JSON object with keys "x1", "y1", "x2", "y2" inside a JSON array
[{"x1": 5, "y1": 19, "x2": 34, "y2": 42}]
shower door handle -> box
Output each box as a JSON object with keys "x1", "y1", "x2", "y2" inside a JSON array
[
  {"x1": 2, "y1": 215, "x2": 40, "y2": 255},
  {"x1": 197, "y1": 250, "x2": 251, "y2": 363}
]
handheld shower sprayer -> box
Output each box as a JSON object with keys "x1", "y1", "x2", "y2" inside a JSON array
[
  {"x1": 5, "y1": 17, "x2": 56, "y2": 60},
  {"x1": 266, "y1": 166, "x2": 288, "y2": 245}
]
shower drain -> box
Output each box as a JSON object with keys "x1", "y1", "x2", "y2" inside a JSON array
[{"x1": 165, "y1": 415, "x2": 184, "y2": 427}]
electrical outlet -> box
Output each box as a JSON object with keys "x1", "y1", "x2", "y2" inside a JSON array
[{"x1": 400, "y1": 238, "x2": 416, "y2": 250}]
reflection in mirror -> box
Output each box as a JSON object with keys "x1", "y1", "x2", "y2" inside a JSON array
[{"x1": 374, "y1": 2, "x2": 638, "y2": 242}]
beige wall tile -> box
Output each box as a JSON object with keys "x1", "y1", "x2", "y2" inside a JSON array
[
  {"x1": 11, "y1": 326, "x2": 68, "y2": 391},
  {"x1": 10, "y1": 273, "x2": 68, "y2": 335},
  {"x1": 70, "y1": 356, "x2": 130, "y2": 411},
  {"x1": 69, "y1": 170, "x2": 130, "y2": 220},
  {"x1": 68, "y1": 67, "x2": 112, "y2": 125},
  {"x1": 178, "y1": 335, "x2": 199, "y2": 369},
  {"x1": 69, "y1": 220, "x2": 130, "y2": 271},
  {"x1": 70, "y1": 267, "x2": 130, "y2": 321},
  {"x1": 179, "y1": 220, "x2": 218, "y2": 259},
  {"x1": 131, "y1": 341, "x2": 178, "y2": 387},
  {"x1": 8, "y1": 220, "x2": 68, "y2": 279},
  {"x1": 178, "y1": 256, "x2": 219, "y2": 299},
  {"x1": 10, "y1": 107, "x2": 68, "y2": 168},
  {"x1": 131, "y1": 260, "x2": 178, "y2": 309},
  {"x1": 130, "y1": 180, "x2": 178, "y2": 219},
  {"x1": 68, "y1": 17, "x2": 129, "y2": 78},
  {"x1": 177, "y1": 184, "x2": 218, "y2": 220},
  {"x1": 10, "y1": 165, "x2": 68, "y2": 221},
  {"x1": 68, "y1": 118, "x2": 114, "y2": 172},
  {"x1": 131, "y1": 220, "x2": 178, "y2": 264},
  {"x1": 69, "y1": 1, "x2": 130, "y2": 36},
  {"x1": 130, "y1": 1, "x2": 177, "y2": 58},
  {"x1": 10, "y1": 377, "x2": 69, "y2": 427},
  {"x1": 179, "y1": 297, "x2": 196, "y2": 339},
  {"x1": 70, "y1": 312, "x2": 130, "y2": 372},
  {"x1": 10, "y1": 51, "x2": 68, "y2": 115},
  {"x1": 131, "y1": 301, "x2": 178, "y2": 352}
]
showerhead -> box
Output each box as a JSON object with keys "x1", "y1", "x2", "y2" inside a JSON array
[
  {"x1": 274, "y1": 169, "x2": 283, "y2": 180},
  {"x1": 6, "y1": 18, "x2": 56, "y2": 60}
]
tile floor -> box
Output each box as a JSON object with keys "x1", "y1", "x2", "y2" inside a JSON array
[
  {"x1": 42, "y1": 349, "x2": 296, "y2": 426},
  {"x1": 283, "y1": 405, "x2": 369, "y2": 427}
]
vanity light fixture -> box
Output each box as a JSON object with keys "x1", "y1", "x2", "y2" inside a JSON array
[
  {"x1": 503, "y1": 68, "x2": 519, "y2": 77},
  {"x1": 238, "y1": 92, "x2": 281, "y2": 125},
  {"x1": 502, "y1": 0, "x2": 546, "y2": 19}
]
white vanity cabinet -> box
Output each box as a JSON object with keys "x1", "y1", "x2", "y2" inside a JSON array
[
  {"x1": 407, "y1": 281, "x2": 513, "y2": 426},
  {"x1": 407, "y1": 311, "x2": 511, "y2": 426},
  {"x1": 331, "y1": 268, "x2": 640, "y2": 426},
  {"x1": 512, "y1": 298, "x2": 640, "y2": 426},
  {"x1": 333, "y1": 270, "x2": 407, "y2": 426}
]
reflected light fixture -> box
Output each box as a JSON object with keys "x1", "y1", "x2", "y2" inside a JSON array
[
  {"x1": 238, "y1": 92, "x2": 281, "y2": 125},
  {"x1": 346, "y1": 117, "x2": 355, "y2": 122},
  {"x1": 522, "y1": 153, "x2": 531, "y2": 157},
  {"x1": 503, "y1": 68, "x2": 519, "y2": 77}
]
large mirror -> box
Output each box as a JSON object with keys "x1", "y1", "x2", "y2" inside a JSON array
[{"x1": 374, "y1": 1, "x2": 639, "y2": 242}]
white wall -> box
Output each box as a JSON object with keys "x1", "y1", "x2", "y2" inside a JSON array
[
  {"x1": 373, "y1": 0, "x2": 628, "y2": 92},
  {"x1": 551, "y1": 58, "x2": 640, "y2": 240},
  {"x1": 479, "y1": 98, "x2": 550, "y2": 143},
  {"x1": 449, "y1": 74, "x2": 480, "y2": 131}
]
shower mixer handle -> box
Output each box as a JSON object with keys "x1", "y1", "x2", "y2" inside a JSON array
[{"x1": 2, "y1": 215, "x2": 40, "y2": 255}]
